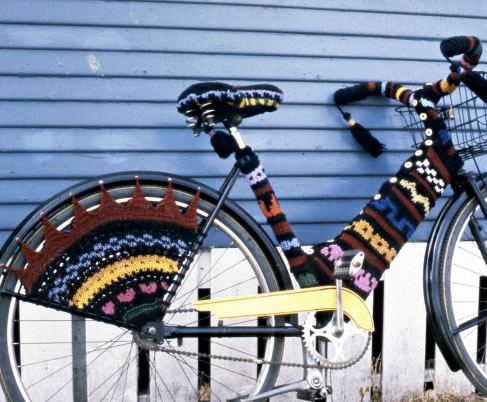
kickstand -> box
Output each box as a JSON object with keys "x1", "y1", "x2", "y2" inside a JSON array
[{"x1": 237, "y1": 341, "x2": 331, "y2": 402}]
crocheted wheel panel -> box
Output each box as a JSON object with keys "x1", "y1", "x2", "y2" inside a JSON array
[{"x1": 6, "y1": 179, "x2": 200, "y2": 329}]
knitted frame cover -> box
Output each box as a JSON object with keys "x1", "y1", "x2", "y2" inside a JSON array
[{"x1": 237, "y1": 72, "x2": 464, "y2": 299}]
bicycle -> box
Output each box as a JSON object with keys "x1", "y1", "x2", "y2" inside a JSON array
[{"x1": 0, "y1": 35, "x2": 485, "y2": 401}]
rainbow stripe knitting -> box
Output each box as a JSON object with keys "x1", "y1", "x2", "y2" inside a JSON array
[{"x1": 4, "y1": 179, "x2": 200, "y2": 328}]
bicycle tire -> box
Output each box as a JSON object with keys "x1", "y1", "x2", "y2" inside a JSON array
[
  {"x1": 0, "y1": 171, "x2": 292, "y2": 402},
  {"x1": 429, "y1": 178, "x2": 487, "y2": 394}
]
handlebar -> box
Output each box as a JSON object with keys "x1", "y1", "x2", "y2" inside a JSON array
[
  {"x1": 335, "y1": 36, "x2": 483, "y2": 109},
  {"x1": 334, "y1": 35, "x2": 484, "y2": 157},
  {"x1": 440, "y1": 35, "x2": 482, "y2": 67},
  {"x1": 334, "y1": 82, "x2": 378, "y2": 106}
]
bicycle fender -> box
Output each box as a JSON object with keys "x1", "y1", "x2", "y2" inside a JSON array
[
  {"x1": 193, "y1": 285, "x2": 374, "y2": 332},
  {"x1": 424, "y1": 187, "x2": 469, "y2": 373}
]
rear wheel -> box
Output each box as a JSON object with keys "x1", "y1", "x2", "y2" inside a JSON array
[{"x1": 0, "y1": 174, "x2": 289, "y2": 401}]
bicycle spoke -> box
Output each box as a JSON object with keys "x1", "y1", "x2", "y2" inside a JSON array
[
  {"x1": 166, "y1": 344, "x2": 198, "y2": 398},
  {"x1": 25, "y1": 331, "x2": 128, "y2": 391},
  {"x1": 86, "y1": 344, "x2": 139, "y2": 400},
  {"x1": 170, "y1": 244, "x2": 242, "y2": 312},
  {"x1": 164, "y1": 349, "x2": 241, "y2": 402},
  {"x1": 105, "y1": 342, "x2": 135, "y2": 402},
  {"x1": 19, "y1": 341, "x2": 132, "y2": 369},
  {"x1": 451, "y1": 261, "x2": 487, "y2": 277}
]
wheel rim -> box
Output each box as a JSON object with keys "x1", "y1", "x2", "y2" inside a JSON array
[{"x1": 443, "y1": 195, "x2": 487, "y2": 393}]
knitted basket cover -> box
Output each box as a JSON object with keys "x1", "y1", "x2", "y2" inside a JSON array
[{"x1": 7, "y1": 179, "x2": 200, "y2": 329}]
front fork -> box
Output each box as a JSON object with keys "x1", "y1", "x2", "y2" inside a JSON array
[{"x1": 454, "y1": 170, "x2": 487, "y2": 262}]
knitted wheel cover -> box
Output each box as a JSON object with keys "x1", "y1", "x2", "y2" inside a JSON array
[{"x1": 6, "y1": 179, "x2": 200, "y2": 329}]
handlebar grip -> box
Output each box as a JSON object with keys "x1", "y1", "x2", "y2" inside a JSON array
[
  {"x1": 440, "y1": 36, "x2": 482, "y2": 66},
  {"x1": 462, "y1": 70, "x2": 487, "y2": 103},
  {"x1": 333, "y1": 83, "x2": 375, "y2": 106}
]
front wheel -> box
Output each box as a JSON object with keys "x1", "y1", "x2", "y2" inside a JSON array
[
  {"x1": 0, "y1": 172, "x2": 291, "y2": 401},
  {"x1": 431, "y1": 180, "x2": 487, "y2": 395}
]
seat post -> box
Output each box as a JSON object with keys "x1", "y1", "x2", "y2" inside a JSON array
[
  {"x1": 224, "y1": 117, "x2": 246, "y2": 150},
  {"x1": 228, "y1": 126, "x2": 246, "y2": 149}
]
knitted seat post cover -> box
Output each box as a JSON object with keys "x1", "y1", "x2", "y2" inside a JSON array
[{"x1": 237, "y1": 71, "x2": 464, "y2": 299}]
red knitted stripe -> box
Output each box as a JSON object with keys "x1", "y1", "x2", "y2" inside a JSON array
[
  {"x1": 468, "y1": 36, "x2": 476, "y2": 52},
  {"x1": 368, "y1": 82, "x2": 377, "y2": 93},
  {"x1": 313, "y1": 256, "x2": 335, "y2": 281},
  {"x1": 447, "y1": 146, "x2": 457, "y2": 156},
  {"x1": 391, "y1": 186, "x2": 423, "y2": 223},
  {"x1": 288, "y1": 255, "x2": 308, "y2": 268},
  {"x1": 272, "y1": 220, "x2": 293, "y2": 236},
  {"x1": 409, "y1": 170, "x2": 438, "y2": 201},
  {"x1": 400, "y1": 89, "x2": 413, "y2": 105},
  {"x1": 427, "y1": 109, "x2": 439, "y2": 119},
  {"x1": 388, "y1": 82, "x2": 396, "y2": 99},
  {"x1": 253, "y1": 183, "x2": 272, "y2": 197},
  {"x1": 338, "y1": 233, "x2": 387, "y2": 273},
  {"x1": 426, "y1": 147, "x2": 451, "y2": 183},
  {"x1": 363, "y1": 207, "x2": 406, "y2": 247}
]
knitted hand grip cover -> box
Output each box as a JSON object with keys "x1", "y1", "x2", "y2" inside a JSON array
[
  {"x1": 440, "y1": 35, "x2": 482, "y2": 68},
  {"x1": 4, "y1": 179, "x2": 200, "y2": 329}
]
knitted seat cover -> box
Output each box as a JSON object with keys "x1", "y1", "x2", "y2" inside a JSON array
[
  {"x1": 5, "y1": 179, "x2": 200, "y2": 329},
  {"x1": 177, "y1": 82, "x2": 283, "y2": 121}
]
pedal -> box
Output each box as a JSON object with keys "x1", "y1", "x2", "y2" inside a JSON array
[{"x1": 333, "y1": 249, "x2": 364, "y2": 279}]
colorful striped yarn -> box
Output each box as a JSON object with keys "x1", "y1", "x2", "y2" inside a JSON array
[
  {"x1": 5, "y1": 179, "x2": 200, "y2": 328},
  {"x1": 238, "y1": 73, "x2": 464, "y2": 299}
]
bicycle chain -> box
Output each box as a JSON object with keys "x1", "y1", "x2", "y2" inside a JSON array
[{"x1": 160, "y1": 307, "x2": 323, "y2": 369}]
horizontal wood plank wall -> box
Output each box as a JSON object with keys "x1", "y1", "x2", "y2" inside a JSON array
[{"x1": 0, "y1": 0, "x2": 485, "y2": 249}]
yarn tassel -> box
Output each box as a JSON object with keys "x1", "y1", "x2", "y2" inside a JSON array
[{"x1": 347, "y1": 116, "x2": 385, "y2": 158}]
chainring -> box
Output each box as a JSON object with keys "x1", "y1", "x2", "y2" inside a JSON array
[{"x1": 302, "y1": 312, "x2": 372, "y2": 369}]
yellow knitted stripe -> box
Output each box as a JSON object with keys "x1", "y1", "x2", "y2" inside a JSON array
[
  {"x1": 69, "y1": 255, "x2": 178, "y2": 309},
  {"x1": 395, "y1": 87, "x2": 407, "y2": 102},
  {"x1": 440, "y1": 78, "x2": 458, "y2": 94},
  {"x1": 399, "y1": 179, "x2": 430, "y2": 215},
  {"x1": 346, "y1": 220, "x2": 397, "y2": 263},
  {"x1": 235, "y1": 97, "x2": 279, "y2": 110}
]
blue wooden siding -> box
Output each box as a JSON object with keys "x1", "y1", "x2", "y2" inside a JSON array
[{"x1": 0, "y1": 0, "x2": 486, "y2": 246}]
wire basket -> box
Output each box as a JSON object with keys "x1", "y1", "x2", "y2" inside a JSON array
[{"x1": 396, "y1": 72, "x2": 487, "y2": 161}]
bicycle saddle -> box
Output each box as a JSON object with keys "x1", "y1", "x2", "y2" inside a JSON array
[{"x1": 177, "y1": 82, "x2": 283, "y2": 134}]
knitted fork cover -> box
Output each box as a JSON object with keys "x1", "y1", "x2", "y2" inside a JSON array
[{"x1": 4, "y1": 179, "x2": 200, "y2": 329}]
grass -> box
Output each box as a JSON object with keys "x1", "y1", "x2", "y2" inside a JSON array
[{"x1": 400, "y1": 391, "x2": 487, "y2": 401}]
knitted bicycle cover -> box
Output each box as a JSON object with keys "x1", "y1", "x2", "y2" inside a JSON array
[
  {"x1": 238, "y1": 76, "x2": 464, "y2": 299},
  {"x1": 4, "y1": 179, "x2": 200, "y2": 329}
]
